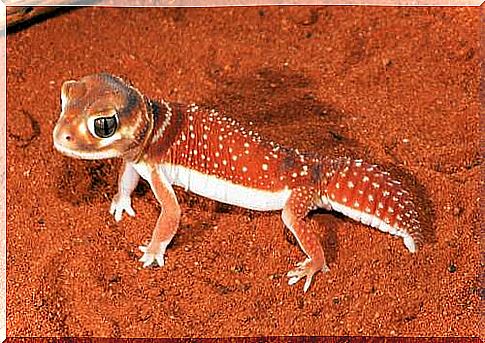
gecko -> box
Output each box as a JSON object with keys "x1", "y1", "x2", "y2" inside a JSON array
[{"x1": 52, "y1": 73, "x2": 422, "y2": 292}]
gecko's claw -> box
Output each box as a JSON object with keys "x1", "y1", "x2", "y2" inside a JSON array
[
  {"x1": 138, "y1": 245, "x2": 166, "y2": 268},
  {"x1": 110, "y1": 194, "x2": 135, "y2": 222},
  {"x1": 287, "y1": 258, "x2": 329, "y2": 292}
]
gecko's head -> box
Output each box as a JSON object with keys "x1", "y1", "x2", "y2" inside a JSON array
[{"x1": 53, "y1": 73, "x2": 153, "y2": 160}]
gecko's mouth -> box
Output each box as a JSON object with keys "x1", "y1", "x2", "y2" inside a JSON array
[{"x1": 53, "y1": 140, "x2": 117, "y2": 160}]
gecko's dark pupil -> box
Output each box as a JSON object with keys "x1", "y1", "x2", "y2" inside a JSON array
[{"x1": 94, "y1": 115, "x2": 117, "y2": 138}]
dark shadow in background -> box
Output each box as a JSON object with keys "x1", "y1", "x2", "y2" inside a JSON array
[{"x1": 6, "y1": 6, "x2": 86, "y2": 35}]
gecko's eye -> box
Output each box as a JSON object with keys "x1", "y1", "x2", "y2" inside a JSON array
[{"x1": 93, "y1": 115, "x2": 118, "y2": 138}]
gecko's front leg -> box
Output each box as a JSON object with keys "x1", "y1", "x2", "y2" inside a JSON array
[
  {"x1": 110, "y1": 161, "x2": 140, "y2": 222},
  {"x1": 139, "y1": 167, "x2": 181, "y2": 268}
]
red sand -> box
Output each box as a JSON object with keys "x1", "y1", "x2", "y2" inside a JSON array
[{"x1": 6, "y1": 6, "x2": 481, "y2": 337}]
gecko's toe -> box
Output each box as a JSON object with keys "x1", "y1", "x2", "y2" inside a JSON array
[
  {"x1": 138, "y1": 246, "x2": 154, "y2": 267},
  {"x1": 110, "y1": 195, "x2": 136, "y2": 222},
  {"x1": 287, "y1": 258, "x2": 328, "y2": 292},
  {"x1": 126, "y1": 206, "x2": 136, "y2": 217},
  {"x1": 138, "y1": 245, "x2": 166, "y2": 268}
]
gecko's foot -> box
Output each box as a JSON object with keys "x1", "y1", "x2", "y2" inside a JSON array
[
  {"x1": 109, "y1": 194, "x2": 135, "y2": 222},
  {"x1": 139, "y1": 245, "x2": 166, "y2": 268},
  {"x1": 287, "y1": 258, "x2": 330, "y2": 292}
]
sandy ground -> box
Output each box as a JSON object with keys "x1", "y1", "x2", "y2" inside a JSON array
[{"x1": 6, "y1": 6, "x2": 481, "y2": 338}]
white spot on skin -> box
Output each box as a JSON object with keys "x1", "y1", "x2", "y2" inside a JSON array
[
  {"x1": 348, "y1": 181, "x2": 354, "y2": 189},
  {"x1": 363, "y1": 176, "x2": 370, "y2": 182},
  {"x1": 190, "y1": 133, "x2": 195, "y2": 139},
  {"x1": 262, "y1": 164, "x2": 268, "y2": 171},
  {"x1": 242, "y1": 166, "x2": 248, "y2": 172}
]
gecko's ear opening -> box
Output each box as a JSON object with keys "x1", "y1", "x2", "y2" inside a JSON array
[{"x1": 61, "y1": 80, "x2": 87, "y2": 101}]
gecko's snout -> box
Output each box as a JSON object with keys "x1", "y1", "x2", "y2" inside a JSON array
[
  {"x1": 64, "y1": 135, "x2": 72, "y2": 141},
  {"x1": 52, "y1": 122, "x2": 76, "y2": 151}
]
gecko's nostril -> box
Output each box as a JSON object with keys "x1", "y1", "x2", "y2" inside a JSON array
[{"x1": 65, "y1": 135, "x2": 72, "y2": 141}]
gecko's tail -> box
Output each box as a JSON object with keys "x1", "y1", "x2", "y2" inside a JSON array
[{"x1": 321, "y1": 157, "x2": 422, "y2": 252}]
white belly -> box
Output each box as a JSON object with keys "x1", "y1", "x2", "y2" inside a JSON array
[{"x1": 160, "y1": 164, "x2": 291, "y2": 211}]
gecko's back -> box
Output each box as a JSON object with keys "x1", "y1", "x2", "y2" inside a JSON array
[
  {"x1": 53, "y1": 73, "x2": 423, "y2": 292},
  {"x1": 139, "y1": 100, "x2": 325, "y2": 211}
]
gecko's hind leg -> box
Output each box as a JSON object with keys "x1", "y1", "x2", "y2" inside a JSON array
[{"x1": 282, "y1": 186, "x2": 329, "y2": 292}]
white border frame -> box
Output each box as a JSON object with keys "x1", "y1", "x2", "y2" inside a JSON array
[
  {"x1": 2, "y1": 0, "x2": 485, "y2": 6},
  {"x1": 0, "y1": 2, "x2": 482, "y2": 342},
  {"x1": 0, "y1": 2, "x2": 6, "y2": 342}
]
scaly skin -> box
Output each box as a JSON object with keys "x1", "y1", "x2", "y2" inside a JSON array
[{"x1": 53, "y1": 73, "x2": 422, "y2": 292}]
